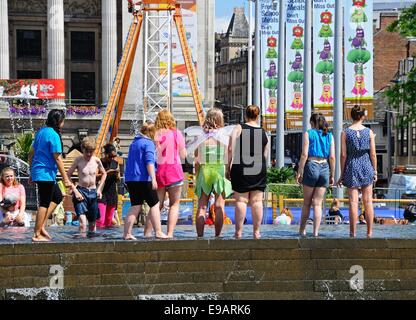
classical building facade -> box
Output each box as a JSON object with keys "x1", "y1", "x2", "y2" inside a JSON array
[
  {"x1": 215, "y1": 7, "x2": 249, "y2": 124},
  {"x1": 0, "y1": 0, "x2": 215, "y2": 153}
]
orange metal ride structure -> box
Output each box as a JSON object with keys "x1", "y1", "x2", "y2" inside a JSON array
[{"x1": 94, "y1": 0, "x2": 205, "y2": 156}]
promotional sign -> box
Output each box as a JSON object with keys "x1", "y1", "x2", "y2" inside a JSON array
[
  {"x1": 160, "y1": 0, "x2": 197, "y2": 97},
  {"x1": 313, "y1": 0, "x2": 335, "y2": 110},
  {"x1": 344, "y1": 0, "x2": 374, "y2": 119},
  {"x1": 0, "y1": 79, "x2": 65, "y2": 100},
  {"x1": 259, "y1": 0, "x2": 280, "y2": 125},
  {"x1": 285, "y1": 0, "x2": 305, "y2": 115}
]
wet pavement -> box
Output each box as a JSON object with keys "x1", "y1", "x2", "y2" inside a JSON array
[{"x1": 1, "y1": 223, "x2": 416, "y2": 244}]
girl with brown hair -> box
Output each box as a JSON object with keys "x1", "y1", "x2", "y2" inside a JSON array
[
  {"x1": 338, "y1": 105, "x2": 377, "y2": 238},
  {"x1": 227, "y1": 105, "x2": 269, "y2": 239},
  {"x1": 296, "y1": 113, "x2": 335, "y2": 237}
]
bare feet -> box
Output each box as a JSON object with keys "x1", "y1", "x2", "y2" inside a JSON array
[
  {"x1": 73, "y1": 233, "x2": 87, "y2": 239},
  {"x1": 143, "y1": 233, "x2": 153, "y2": 238},
  {"x1": 253, "y1": 232, "x2": 261, "y2": 240},
  {"x1": 155, "y1": 232, "x2": 169, "y2": 239},
  {"x1": 41, "y1": 228, "x2": 52, "y2": 240},
  {"x1": 350, "y1": 233, "x2": 356, "y2": 238},
  {"x1": 299, "y1": 230, "x2": 306, "y2": 237},
  {"x1": 32, "y1": 234, "x2": 51, "y2": 242},
  {"x1": 123, "y1": 234, "x2": 137, "y2": 241}
]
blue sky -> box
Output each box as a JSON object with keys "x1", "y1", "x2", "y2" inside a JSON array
[{"x1": 215, "y1": 0, "x2": 247, "y2": 33}]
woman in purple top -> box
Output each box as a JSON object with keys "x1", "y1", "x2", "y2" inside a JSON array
[
  {"x1": 338, "y1": 105, "x2": 377, "y2": 238},
  {"x1": 123, "y1": 122, "x2": 168, "y2": 240}
]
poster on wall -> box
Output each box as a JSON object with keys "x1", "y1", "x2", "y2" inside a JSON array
[
  {"x1": 344, "y1": 0, "x2": 374, "y2": 120},
  {"x1": 313, "y1": 0, "x2": 335, "y2": 111},
  {"x1": 0, "y1": 79, "x2": 65, "y2": 100},
  {"x1": 259, "y1": 0, "x2": 280, "y2": 125},
  {"x1": 285, "y1": 0, "x2": 305, "y2": 115},
  {"x1": 160, "y1": 0, "x2": 198, "y2": 97}
]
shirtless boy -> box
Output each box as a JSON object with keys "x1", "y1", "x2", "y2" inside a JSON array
[{"x1": 67, "y1": 137, "x2": 107, "y2": 236}]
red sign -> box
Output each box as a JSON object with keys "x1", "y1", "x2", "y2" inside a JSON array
[{"x1": 0, "y1": 79, "x2": 65, "y2": 100}]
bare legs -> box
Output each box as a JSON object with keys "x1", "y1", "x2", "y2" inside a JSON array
[
  {"x1": 349, "y1": 185, "x2": 374, "y2": 238},
  {"x1": 234, "y1": 191, "x2": 263, "y2": 239},
  {"x1": 299, "y1": 186, "x2": 326, "y2": 237},
  {"x1": 348, "y1": 188, "x2": 359, "y2": 237},
  {"x1": 153, "y1": 186, "x2": 182, "y2": 238},
  {"x1": 311, "y1": 188, "x2": 326, "y2": 236},
  {"x1": 32, "y1": 202, "x2": 58, "y2": 242},
  {"x1": 196, "y1": 192, "x2": 226, "y2": 237},
  {"x1": 123, "y1": 203, "x2": 167, "y2": 240},
  {"x1": 234, "y1": 192, "x2": 248, "y2": 239},
  {"x1": 299, "y1": 186, "x2": 314, "y2": 236},
  {"x1": 214, "y1": 195, "x2": 225, "y2": 237},
  {"x1": 196, "y1": 193, "x2": 209, "y2": 237},
  {"x1": 77, "y1": 215, "x2": 96, "y2": 236}
]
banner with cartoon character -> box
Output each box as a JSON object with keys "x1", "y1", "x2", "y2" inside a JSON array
[
  {"x1": 344, "y1": 0, "x2": 374, "y2": 119},
  {"x1": 313, "y1": 0, "x2": 335, "y2": 111},
  {"x1": 159, "y1": 0, "x2": 197, "y2": 97},
  {"x1": 285, "y1": 0, "x2": 305, "y2": 114},
  {"x1": 259, "y1": 0, "x2": 279, "y2": 123}
]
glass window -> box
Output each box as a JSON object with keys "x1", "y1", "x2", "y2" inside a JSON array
[
  {"x1": 17, "y1": 70, "x2": 42, "y2": 79},
  {"x1": 71, "y1": 32, "x2": 95, "y2": 61},
  {"x1": 70, "y1": 72, "x2": 95, "y2": 104},
  {"x1": 17, "y1": 30, "x2": 41, "y2": 59}
]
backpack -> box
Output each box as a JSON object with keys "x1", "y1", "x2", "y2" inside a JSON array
[{"x1": 404, "y1": 203, "x2": 416, "y2": 223}]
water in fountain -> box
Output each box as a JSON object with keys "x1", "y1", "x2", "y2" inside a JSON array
[
  {"x1": 6, "y1": 99, "x2": 43, "y2": 209},
  {"x1": 130, "y1": 84, "x2": 144, "y2": 135}
]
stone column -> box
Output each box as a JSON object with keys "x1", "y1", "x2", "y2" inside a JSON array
[
  {"x1": 0, "y1": 0, "x2": 10, "y2": 78},
  {"x1": 47, "y1": 0, "x2": 66, "y2": 109},
  {"x1": 102, "y1": 0, "x2": 118, "y2": 104}
]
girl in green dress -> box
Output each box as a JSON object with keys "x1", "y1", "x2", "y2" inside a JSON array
[{"x1": 193, "y1": 108, "x2": 232, "y2": 237}]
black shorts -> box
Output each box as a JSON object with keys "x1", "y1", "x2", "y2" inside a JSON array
[
  {"x1": 36, "y1": 181, "x2": 63, "y2": 209},
  {"x1": 126, "y1": 181, "x2": 159, "y2": 208}
]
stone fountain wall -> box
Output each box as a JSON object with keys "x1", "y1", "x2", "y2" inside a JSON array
[{"x1": 1, "y1": 239, "x2": 416, "y2": 300}]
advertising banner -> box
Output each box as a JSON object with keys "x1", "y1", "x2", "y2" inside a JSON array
[
  {"x1": 285, "y1": 0, "x2": 305, "y2": 114},
  {"x1": 160, "y1": 0, "x2": 197, "y2": 97},
  {"x1": 313, "y1": 0, "x2": 335, "y2": 110},
  {"x1": 259, "y1": 0, "x2": 280, "y2": 125},
  {"x1": 0, "y1": 79, "x2": 65, "y2": 100},
  {"x1": 344, "y1": 0, "x2": 374, "y2": 119}
]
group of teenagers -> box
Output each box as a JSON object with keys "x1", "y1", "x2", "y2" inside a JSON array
[{"x1": 20, "y1": 103, "x2": 377, "y2": 242}]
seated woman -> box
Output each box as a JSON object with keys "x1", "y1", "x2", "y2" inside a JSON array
[
  {"x1": 328, "y1": 199, "x2": 343, "y2": 224},
  {"x1": 273, "y1": 208, "x2": 293, "y2": 225},
  {"x1": 0, "y1": 167, "x2": 29, "y2": 227}
]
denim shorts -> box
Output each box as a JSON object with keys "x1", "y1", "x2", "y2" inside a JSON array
[
  {"x1": 302, "y1": 160, "x2": 329, "y2": 188},
  {"x1": 73, "y1": 186, "x2": 100, "y2": 223},
  {"x1": 166, "y1": 180, "x2": 184, "y2": 189}
]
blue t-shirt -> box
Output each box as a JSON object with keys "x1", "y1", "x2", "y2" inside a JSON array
[
  {"x1": 31, "y1": 127, "x2": 62, "y2": 182},
  {"x1": 125, "y1": 134, "x2": 156, "y2": 182},
  {"x1": 308, "y1": 129, "x2": 332, "y2": 159}
]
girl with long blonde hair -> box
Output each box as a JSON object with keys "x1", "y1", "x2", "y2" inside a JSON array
[{"x1": 191, "y1": 108, "x2": 232, "y2": 237}]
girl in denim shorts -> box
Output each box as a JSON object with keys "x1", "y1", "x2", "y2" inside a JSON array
[{"x1": 296, "y1": 113, "x2": 335, "y2": 237}]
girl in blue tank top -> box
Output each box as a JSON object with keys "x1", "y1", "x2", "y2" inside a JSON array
[{"x1": 296, "y1": 113, "x2": 335, "y2": 237}]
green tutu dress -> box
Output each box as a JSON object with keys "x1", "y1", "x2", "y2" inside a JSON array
[{"x1": 195, "y1": 144, "x2": 232, "y2": 198}]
